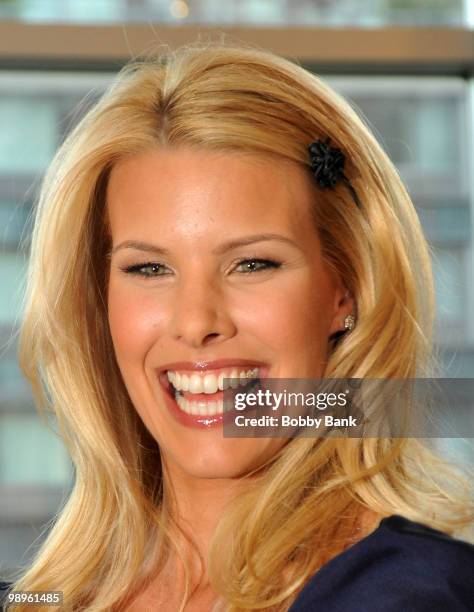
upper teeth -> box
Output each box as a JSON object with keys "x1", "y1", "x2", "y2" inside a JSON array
[{"x1": 167, "y1": 368, "x2": 259, "y2": 393}]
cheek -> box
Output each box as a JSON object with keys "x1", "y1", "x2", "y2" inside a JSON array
[
  {"x1": 107, "y1": 280, "x2": 166, "y2": 437},
  {"x1": 239, "y1": 272, "x2": 335, "y2": 348},
  {"x1": 107, "y1": 278, "x2": 164, "y2": 367}
]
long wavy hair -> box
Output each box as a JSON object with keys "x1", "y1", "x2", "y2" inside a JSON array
[{"x1": 10, "y1": 41, "x2": 474, "y2": 611}]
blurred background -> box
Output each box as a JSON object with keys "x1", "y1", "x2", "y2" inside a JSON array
[{"x1": 0, "y1": 0, "x2": 473, "y2": 576}]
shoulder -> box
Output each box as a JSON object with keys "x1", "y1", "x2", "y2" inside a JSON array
[
  {"x1": 0, "y1": 582, "x2": 11, "y2": 593},
  {"x1": 290, "y1": 515, "x2": 474, "y2": 612},
  {"x1": 0, "y1": 581, "x2": 12, "y2": 610}
]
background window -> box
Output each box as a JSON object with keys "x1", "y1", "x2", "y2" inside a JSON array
[
  {"x1": 1, "y1": 65, "x2": 473, "y2": 572},
  {"x1": 0, "y1": 0, "x2": 467, "y2": 26}
]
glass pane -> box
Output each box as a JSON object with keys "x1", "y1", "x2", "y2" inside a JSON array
[
  {"x1": 0, "y1": 97, "x2": 58, "y2": 174},
  {"x1": 0, "y1": 351, "x2": 31, "y2": 402},
  {"x1": 433, "y1": 248, "x2": 466, "y2": 322},
  {"x1": 355, "y1": 97, "x2": 459, "y2": 169},
  {"x1": 326, "y1": 77, "x2": 468, "y2": 198},
  {"x1": 0, "y1": 253, "x2": 27, "y2": 326},
  {"x1": 0, "y1": 526, "x2": 49, "y2": 574},
  {"x1": 0, "y1": 200, "x2": 31, "y2": 249},
  {"x1": 0, "y1": 414, "x2": 71, "y2": 486},
  {"x1": 417, "y1": 204, "x2": 471, "y2": 245},
  {"x1": 0, "y1": 0, "x2": 466, "y2": 26}
]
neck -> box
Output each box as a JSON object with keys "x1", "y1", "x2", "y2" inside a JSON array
[{"x1": 161, "y1": 459, "x2": 257, "y2": 571}]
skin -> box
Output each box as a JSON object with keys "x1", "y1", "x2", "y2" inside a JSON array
[{"x1": 106, "y1": 147, "x2": 354, "y2": 610}]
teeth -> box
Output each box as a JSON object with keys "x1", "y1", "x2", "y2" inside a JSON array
[
  {"x1": 181, "y1": 373, "x2": 189, "y2": 392},
  {"x1": 167, "y1": 367, "x2": 259, "y2": 393},
  {"x1": 218, "y1": 372, "x2": 229, "y2": 391},
  {"x1": 203, "y1": 375, "x2": 218, "y2": 394},
  {"x1": 204, "y1": 401, "x2": 217, "y2": 416},
  {"x1": 189, "y1": 373, "x2": 203, "y2": 393},
  {"x1": 229, "y1": 369, "x2": 239, "y2": 389},
  {"x1": 176, "y1": 394, "x2": 234, "y2": 416}
]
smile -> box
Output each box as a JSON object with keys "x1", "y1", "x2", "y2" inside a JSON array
[
  {"x1": 168, "y1": 367, "x2": 259, "y2": 392},
  {"x1": 168, "y1": 367, "x2": 260, "y2": 416},
  {"x1": 158, "y1": 365, "x2": 264, "y2": 427}
]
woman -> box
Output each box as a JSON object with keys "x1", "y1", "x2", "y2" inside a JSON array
[{"x1": 1, "y1": 42, "x2": 473, "y2": 611}]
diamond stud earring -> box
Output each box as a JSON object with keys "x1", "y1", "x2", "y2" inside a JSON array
[{"x1": 344, "y1": 314, "x2": 355, "y2": 331}]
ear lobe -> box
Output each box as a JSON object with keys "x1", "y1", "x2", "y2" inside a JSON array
[{"x1": 329, "y1": 286, "x2": 355, "y2": 335}]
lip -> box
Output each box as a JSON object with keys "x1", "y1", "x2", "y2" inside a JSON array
[
  {"x1": 158, "y1": 358, "x2": 268, "y2": 373},
  {"x1": 157, "y1": 360, "x2": 268, "y2": 429}
]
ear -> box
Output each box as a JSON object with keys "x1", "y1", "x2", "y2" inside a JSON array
[{"x1": 328, "y1": 282, "x2": 355, "y2": 336}]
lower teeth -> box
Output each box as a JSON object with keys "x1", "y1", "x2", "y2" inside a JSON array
[{"x1": 173, "y1": 378, "x2": 261, "y2": 416}]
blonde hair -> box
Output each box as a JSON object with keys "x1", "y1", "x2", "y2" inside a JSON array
[{"x1": 11, "y1": 41, "x2": 474, "y2": 611}]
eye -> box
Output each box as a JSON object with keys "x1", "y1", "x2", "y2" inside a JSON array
[
  {"x1": 234, "y1": 258, "x2": 281, "y2": 273},
  {"x1": 120, "y1": 262, "x2": 170, "y2": 278}
]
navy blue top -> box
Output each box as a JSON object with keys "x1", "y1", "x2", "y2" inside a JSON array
[
  {"x1": 289, "y1": 515, "x2": 474, "y2": 611},
  {"x1": 1, "y1": 515, "x2": 473, "y2": 611}
]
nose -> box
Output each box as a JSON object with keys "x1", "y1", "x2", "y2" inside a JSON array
[{"x1": 169, "y1": 274, "x2": 236, "y2": 349}]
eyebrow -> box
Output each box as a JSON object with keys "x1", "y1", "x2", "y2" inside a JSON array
[{"x1": 109, "y1": 233, "x2": 301, "y2": 257}]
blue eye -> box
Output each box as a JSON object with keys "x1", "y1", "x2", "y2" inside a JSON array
[
  {"x1": 235, "y1": 258, "x2": 281, "y2": 273},
  {"x1": 120, "y1": 258, "x2": 281, "y2": 279},
  {"x1": 121, "y1": 262, "x2": 170, "y2": 278}
]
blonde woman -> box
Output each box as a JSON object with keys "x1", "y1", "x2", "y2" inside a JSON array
[{"x1": 1, "y1": 42, "x2": 473, "y2": 611}]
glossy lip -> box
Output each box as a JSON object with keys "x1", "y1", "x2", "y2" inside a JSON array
[
  {"x1": 158, "y1": 358, "x2": 269, "y2": 373},
  {"x1": 158, "y1": 361, "x2": 268, "y2": 429}
]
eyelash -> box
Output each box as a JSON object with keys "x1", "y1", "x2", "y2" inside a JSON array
[{"x1": 120, "y1": 258, "x2": 282, "y2": 279}]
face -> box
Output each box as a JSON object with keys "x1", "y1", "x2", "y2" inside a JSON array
[{"x1": 106, "y1": 147, "x2": 353, "y2": 481}]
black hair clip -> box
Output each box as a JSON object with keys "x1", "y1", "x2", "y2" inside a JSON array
[{"x1": 308, "y1": 137, "x2": 362, "y2": 208}]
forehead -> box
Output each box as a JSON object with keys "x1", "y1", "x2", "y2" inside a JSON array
[{"x1": 106, "y1": 147, "x2": 316, "y2": 239}]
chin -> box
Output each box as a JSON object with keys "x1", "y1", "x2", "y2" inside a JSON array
[{"x1": 178, "y1": 454, "x2": 262, "y2": 480}]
